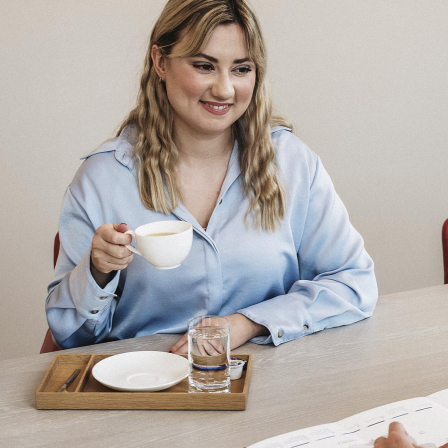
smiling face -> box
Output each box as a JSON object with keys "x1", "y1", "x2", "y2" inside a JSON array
[{"x1": 153, "y1": 23, "x2": 256, "y2": 142}]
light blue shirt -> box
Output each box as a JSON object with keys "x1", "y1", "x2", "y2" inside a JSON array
[{"x1": 46, "y1": 126, "x2": 378, "y2": 349}]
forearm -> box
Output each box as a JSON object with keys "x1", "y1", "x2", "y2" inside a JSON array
[
  {"x1": 47, "y1": 249, "x2": 119, "y2": 347},
  {"x1": 238, "y1": 267, "x2": 377, "y2": 347},
  {"x1": 226, "y1": 313, "x2": 269, "y2": 350}
]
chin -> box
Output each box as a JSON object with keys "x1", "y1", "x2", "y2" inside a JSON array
[{"x1": 195, "y1": 120, "x2": 233, "y2": 137}]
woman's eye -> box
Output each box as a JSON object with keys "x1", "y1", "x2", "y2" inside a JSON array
[
  {"x1": 233, "y1": 66, "x2": 253, "y2": 75},
  {"x1": 193, "y1": 63, "x2": 214, "y2": 72}
]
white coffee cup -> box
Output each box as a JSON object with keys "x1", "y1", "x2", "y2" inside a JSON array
[{"x1": 125, "y1": 221, "x2": 193, "y2": 269}]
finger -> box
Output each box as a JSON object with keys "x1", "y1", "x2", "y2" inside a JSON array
[
  {"x1": 93, "y1": 242, "x2": 132, "y2": 260},
  {"x1": 92, "y1": 233, "x2": 132, "y2": 259},
  {"x1": 172, "y1": 341, "x2": 188, "y2": 354},
  {"x1": 102, "y1": 224, "x2": 132, "y2": 246},
  {"x1": 198, "y1": 340, "x2": 218, "y2": 356},
  {"x1": 197, "y1": 339, "x2": 209, "y2": 356},
  {"x1": 92, "y1": 249, "x2": 133, "y2": 269},
  {"x1": 103, "y1": 243, "x2": 133, "y2": 260},
  {"x1": 208, "y1": 337, "x2": 225, "y2": 353},
  {"x1": 196, "y1": 338, "x2": 223, "y2": 356},
  {"x1": 91, "y1": 256, "x2": 133, "y2": 274},
  {"x1": 169, "y1": 333, "x2": 188, "y2": 353},
  {"x1": 387, "y1": 422, "x2": 418, "y2": 447},
  {"x1": 388, "y1": 422, "x2": 406, "y2": 435},
  {"x1": 198, "y1": 339, "x2": 224, "y2": 356},
  {"x1": 373, "y1": 437, "x2": 386, "y2": 447},
  {"x1": 115, "y1": 223, "x2": 130, "y2": 234}
]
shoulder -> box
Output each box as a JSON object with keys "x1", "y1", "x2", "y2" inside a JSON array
[
  {"x1": 81, "y1": 126, "x2": 136, "y2": 172},
  {"x1": 270, "y1": 126, "x2": 318, "y2": 180},
  {"x1": 70, "y1": 126, "x2": 137, "y2": 195}
]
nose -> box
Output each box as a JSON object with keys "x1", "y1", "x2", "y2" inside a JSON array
[{"x1": 211, "y1": 72, "x2": 234, "y2": 100}]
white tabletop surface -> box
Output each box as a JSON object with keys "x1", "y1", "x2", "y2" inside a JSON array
[{"x1": 1, "y1": 285, "x2": 448, "y2": 447}]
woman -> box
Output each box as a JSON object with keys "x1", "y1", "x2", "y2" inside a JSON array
[{"x1": 46, "y1": 0, "x2": 377, "y2": 350}]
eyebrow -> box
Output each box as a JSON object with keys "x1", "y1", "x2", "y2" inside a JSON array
[{"x1": 194, "y1": 53, "x2": 251, "y2": 64}]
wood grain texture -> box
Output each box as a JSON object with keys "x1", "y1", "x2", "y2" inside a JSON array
[
  {"x1": 35, "y1": 354, "x2": 251, "y2": 410},
  {"x1": 1, "y1": 285, "x2": 448, "y2": 447}
]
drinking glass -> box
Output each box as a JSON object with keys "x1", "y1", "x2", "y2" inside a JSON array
[{"x1": 188, "y1": 315, "x2": 230, "y2": 393}]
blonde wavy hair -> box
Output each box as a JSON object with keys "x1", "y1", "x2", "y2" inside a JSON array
[{"x1": 117, "y1": 0, "x2": 292, "y2": 231}]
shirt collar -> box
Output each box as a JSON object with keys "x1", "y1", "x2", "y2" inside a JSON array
[
  {"x1": 80, "y1": 125, "x2": 136, "y2": 175},
  {"x1": 81, "y1": 124, "x2": 290, "y2": 174}
]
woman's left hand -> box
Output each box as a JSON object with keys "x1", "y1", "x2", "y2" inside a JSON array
[{"x1": 168, "y1": 313, "x2": 268, "y2": 354}]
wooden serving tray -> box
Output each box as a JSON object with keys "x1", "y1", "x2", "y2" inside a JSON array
[{"x1": 36, "y1": 353, "x2": 252, "y2": 410}]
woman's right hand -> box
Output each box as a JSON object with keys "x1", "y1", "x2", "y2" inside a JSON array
[{"x1": 90, "y1": 223, "x2": 133, "y2": 288}]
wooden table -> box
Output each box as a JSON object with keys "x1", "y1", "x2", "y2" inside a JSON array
[{"x1": 1, "y1": 285, "x2": 448, "y2": 447}]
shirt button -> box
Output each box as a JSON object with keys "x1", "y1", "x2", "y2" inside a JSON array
[
  {"x1": 91, "y1": 310, "x2": 99, "y2": 314},
  {"x1": 278, "y1": 330, "x2": 284, "y2": 338},
  {"x1": 99, "y1": 296, "x2": 108, "y2": 300},
  {"x1": 303, "y1": 325, "x2": 309, "y2": 331}
]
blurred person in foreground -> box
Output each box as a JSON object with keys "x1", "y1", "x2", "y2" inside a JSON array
[{"x1": 374, "y1": 422, "x2": 448, "y2": 448}]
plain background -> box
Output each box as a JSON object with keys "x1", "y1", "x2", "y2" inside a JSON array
[{"x1": 1, "y1": 0, "x2": 447, "y2": 361}]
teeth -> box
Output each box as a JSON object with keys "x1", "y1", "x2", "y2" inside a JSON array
[{"x1": 205, "y1": 103, "x2": 229, "y2": 110}]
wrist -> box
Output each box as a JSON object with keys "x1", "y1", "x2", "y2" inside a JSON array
[
  {"x1": 90, "y1": 258, "x2": 115, "y2": 289},
  {"x1": 236, "y1": 313, "x2": 269, "y2": 340},
  {"x1": 248, "y1": 318, "x2": 269, "y2": 339}
]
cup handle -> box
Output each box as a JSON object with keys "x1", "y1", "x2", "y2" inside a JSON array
[{"x1": 124, "y1": 230, "x2": 142, "y2": 256}]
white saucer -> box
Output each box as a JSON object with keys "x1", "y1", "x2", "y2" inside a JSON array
[{"x1": 92, "y1": 351, "x2": 189, "y2": 392}]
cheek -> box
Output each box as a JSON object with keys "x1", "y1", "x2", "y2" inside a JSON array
[
  {"x1": 237, "y1": 79, "x2": 256, "y2": 104},
  {"x1": 169, "y1": 71, "x2": 205, "y2": 100}
]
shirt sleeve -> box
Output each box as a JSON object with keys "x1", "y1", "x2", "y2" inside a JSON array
[
  {"x1": 237, "y1": 156, "x2": 378, "y2": 346},
  {"x1": 45, "y1": 187, "x2": 120, "y2": 348}
]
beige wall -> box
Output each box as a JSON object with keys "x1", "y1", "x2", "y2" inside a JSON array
[{"x1": 1, "y1": 0, "x2": 447, "y2": 361}]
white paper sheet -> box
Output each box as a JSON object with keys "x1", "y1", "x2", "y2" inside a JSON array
[{"x1": 248, "y1": 392, "x2": 448, "y2": 448}]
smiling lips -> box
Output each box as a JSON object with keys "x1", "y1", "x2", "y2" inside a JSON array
[{"x1": 200, "y1": 101, "x2": 232, "y2": 115}]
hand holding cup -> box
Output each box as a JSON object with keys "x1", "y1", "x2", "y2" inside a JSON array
[{"x1": 90, "y1": 223, "x2": 134, "y2": 287}]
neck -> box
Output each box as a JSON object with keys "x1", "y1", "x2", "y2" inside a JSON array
[{"x1": 173, "y1": 123, "x2": 233, "y2": 166}]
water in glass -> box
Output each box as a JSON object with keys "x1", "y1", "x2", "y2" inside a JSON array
[{"x1": 188, "y1": 323, "x2": 230, "y2": 393}]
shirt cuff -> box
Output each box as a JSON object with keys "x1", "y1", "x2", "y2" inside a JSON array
[
  {"x1": 69, "y1": 249, "x2": 119, "y2": 319},
  {"x1": 238, "y1": 299, "x2": 312, "y2": 346}
]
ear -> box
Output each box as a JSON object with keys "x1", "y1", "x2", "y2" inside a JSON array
[{"x1": 151, "y1": 45, "x2": 167, "y2": 81}]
